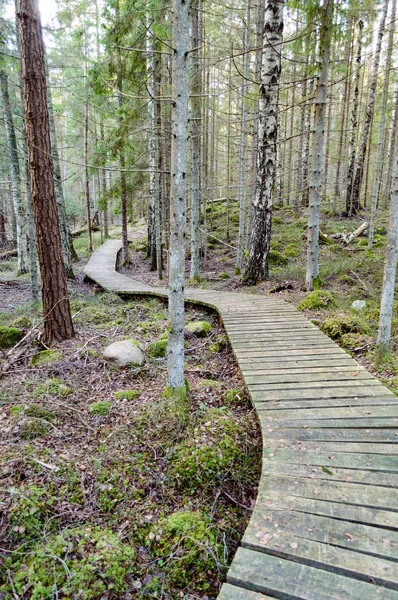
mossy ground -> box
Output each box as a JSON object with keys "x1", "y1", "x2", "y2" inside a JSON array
[{"x1": 0, "y1": 287, "x2": 261, "y2": 599}]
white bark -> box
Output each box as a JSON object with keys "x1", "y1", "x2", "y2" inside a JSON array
[
  {"x1": 236, "y1": 0, "x2": 251, "y2": 272},
  {"x1": 190, "y1": 0, "x2": 201, "y2": 279},
  {"x1": 168, "y1": 0, "x2": 190, "y2": 391},
  {"x1": 306, "y1": 0, "x2": 334, "y2": 291},
  {"x1": 369, "y1": 0, "x2": 396, "y2": 248},
  {"x1": 377, "y1": 86, "x2": 398, "y2": 355}
]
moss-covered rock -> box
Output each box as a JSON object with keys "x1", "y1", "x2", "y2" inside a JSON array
[
  {"x1": 11, "y1": 315, "x2": 32, "y2": 328},
  {"x1": 114, "y1": 389, "x2": 140, "y2": 401},
  {"x1": 185, "y1": 320, "x2": 212, "y2": 337},
  {"x1": 30, "y1": 350, "x2": 62, "y2": 367},
  {"x1": 297, "y1": 290, "x2": 336, "y2": 310},
  {"x1": 151, "y1": 511, "x2": 222, "y2": 588},
  {"x1": 0, "y1": 326, "x2": 22, "y2": 349},
  {"x1": 320, "y1": 313, "x2": 370, "y2": 341},
  {"x1": 147, "y1": 338, "x2": 168, "y2": 358}
]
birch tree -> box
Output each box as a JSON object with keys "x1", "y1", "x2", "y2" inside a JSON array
[
  {"x1": 377, "y1": 85, "x2": 398, "y2": 359},
  {"x1": 305, "y1": 0, "x2": 334, "y2": 291},
  {"x1": 18, "y1": 0, "x2": 74, "y2": 343},
  {"x1": 243, "y1": 0, "x2": 284, "y2": 285},
  {"x1": 167, "y1": 0, "x2": 190, "y2": 393},
  {"x1": 190, "y1": 0, "x2": 201, "y2": 281}
]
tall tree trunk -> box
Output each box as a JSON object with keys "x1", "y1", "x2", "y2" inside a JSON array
[
  {"x1": 334, "y1": 16, "x2": 353, "y2": 213},
  {"x1": 377, "y1": 83, "x2": 398, "y2": 359},
  {"x1": 369, "y1": 0, "x2": 396, "y2": 247},
  {"x1": 345, "y1": 18, "x2": 363, "y2": 216},
  {"x1": 243, "y1": 0, "x2": 284, "y2": 285},
  {"x1": 301, "y1": 45, "x2": 316, "y2": 208},
  {"x1": 289, "y1": 15, "x2": 298, "y2": 211},
  {"x1": 190, "y1": 0, "x2": 201, "y2": 280},
  {"x1": 18, "y1": 0, "x2": 74, "y2": 343},
  {"x1": 297, "y1": 43, "x2": 309, "y2": 207},
  {"x1": 168, "y1": 0, "x2": 190, "y2": 392},
  {"x1": 349, "y1": 1, "x2": 388, "y2": 216},
  {"x1": 236, "y1": 0, "x2": 251, "y2": 273},
  {"x1": 305, "y1": 0, "x2": 334, "y2": 291},
  {"x1": 0, "y1": 70, "x2": 29, "y2": 274}
]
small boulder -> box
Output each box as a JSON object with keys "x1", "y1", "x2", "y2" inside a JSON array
[
  {"x1": 351, "y1": 300, "x2": 366, "y2": 311},
  {"x1": 103, "y1": 340, "x2": 145, "y2": 367},
  {"x1": 185, "y1": 321, "x2": 212, "y2": 337}
]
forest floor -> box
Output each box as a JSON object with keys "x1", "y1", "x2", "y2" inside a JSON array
[
  {"x1": 1, "y1": 205, "x2": 398, "y2": 598},
  {"x1": 0, "y1": 257, "x2": 260, "y2": 598}
]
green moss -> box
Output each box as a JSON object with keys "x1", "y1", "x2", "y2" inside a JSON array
[
  {"x1": 10, "y1": 405, "x2": 24, "y2": 415},
  {"x1": 297, "y1": 290, "x2": 336, "y2": 310},
  {"x1": 11, "y1": 315, "x2": 32, "y2": 328},
  {"x1": 283, "y1": 244, "x2": 300, "y2": 258},
  {"x1": 25, "y1": 405, "x2": 54, "y2": 421},
  {"x1": 185, "y1": 320, "x2": 212, "y2": 337},
  {"x1": 169, "y1": 409, "x2": 257, "y2": 491},
  {"x1": 147, "y1": 338, "x2": 168, "y2": 358},
  {"x1": 86, "y1": 347, "x2": 100, "y2": 358},
  {"x1": 225, "y1": 388, "x2": 244, "y2": 406},
  {"x1": 30, "y1": 350, "x2": 62, "y2": 367},
  {"x1": 147, "y1": 389, "x2": 190, "y2": 442},
  {"x1": 18, "y1": 418, "x2": 50, "y2": 440},
  {"x1": 32, "y1": 378, "x2": 71, "y2": 398},
  {"x1": 340, "y1": 332, "x2": 373, "y2": 352},
  {"x1": 4, "y1": 526, "x2": 136, "y2": 600},
  {"x1": 219, "y1": 271, "x2": 229, "y2": 279},
  {"x1": 268, "y1": 249, "x2": 289, "y2": 266},
  {"x1": 151, "y1": 511, "x2": 222, "y2": 589},
  {"x1": 114, "y1": 389, "x2": 140, "y2": 400},
  {"x1": 9, "y1": 485, "x2": 55, "y2": 543},
  {"x1": 90, "y1": 401, "x2": 112, "y2": 416},
  {"x1": 320, "y1": 313, "x2": 370, "y2": 341},
  {"x1": 273, "y1": 216, "x2": 283, "y2": 225},
  {"x1": 0, "y1": 326, "x2": 22, "y2": 349}
]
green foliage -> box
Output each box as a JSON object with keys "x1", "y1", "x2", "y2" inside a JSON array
[
  {"x1": 147, "y1": 338, "x2": 168, "y2": 358},
  {"x1": 219, "y1": 271, "x2": 230, "y2": 279},
  {"x1": 9, "y1": 486, "x2": 55, "y2": 543},
  {"x1": 225, "y1": 388, "x2": 244, "y2": 406},
  {"x1": 320, "y1": 313, "x2": 370, "y2": 341},
  {"x1": 90, "y1": 401, "x2": 112, "y2": 416},
  {"x1": 0, "y1": 326, "x2": 22, "y2": 348},
  {"x1": 4, "y1": 526, "x2": 136, "y2": 600},
  {"x1": 11, "y1": 315, "x2": 32, "y2": 328},
  {"x1": 114, "y1": 389, "x2": 140, "y2": 400},
  {"x1": 18, "y1": 419, "x2": 50, "y2": 440},
  {"x1": 32, "y1": 378, "x2": 71, "y2": 398},
  {"x1": 297, "y1": 290, "x2": 336, "y2": 310},
  {"x1": 151, "y1": 511, "x2": 223, "y2": 588},
  {"x1": 30, "y1": 350, "x2": 62, "y2": 367},
  {"x1": 25, "y1": 405, "x2": 54, "y2": 421}
]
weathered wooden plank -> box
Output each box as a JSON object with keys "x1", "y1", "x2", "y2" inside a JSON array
[
  {"x1": 264, "y1": 438, "x2": 398, "y2": 455},
  {"x1": 228, "y1": 548, "x2": 398, "y2": 599},
  {"x1": 239, "y1": 358, "x2": 358, "y2": 369},
  {"x1": 259, "y1": 404, "x2": 398, "y2": 421},
  {"x1": 256, "y1": 397, "x2": 398, "y2": 410},
  {"x1": 258, "y1": 474, "x2": 398, "y2": 509},
  {"x1": 218, "y1": 584, "x2": 276, "y2": 600},
  {"x1": 244, "y1": 370, "x2": 373, "y2": 384},
  {"x1": 261, "y1": 461, "x2": 398, "y2": 487},
  {"x1": 264, "y1": 427, "x2": 398, "y2": 443},
  {"x1": 253, "y1": 387, "x2": 392, "y2": 401},
  {"x1": 262, "y1": 416, "x2": 397, "y2": 429},
  {"x1": 262, "y1": 448, "x2": 398, "y2": 472},
  {"x1": 249, "y1": 379, "x2": 386, "y2": 391}
]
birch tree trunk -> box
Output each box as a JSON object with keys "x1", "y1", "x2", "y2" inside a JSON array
[
  {"x1": 190, "y1": 0, "x2": 201, "y2": 280},
  {"x1": 18, "y1": 0, "x2": 74, "y2": 343},
  {"x1": 0, "y1": 69, "x2": 29, "y2": 274},
  {"x1": 376, "y1": 83, "x2": 398, "y2": 358},
  {"x1": 369, "y1": 0, "x2": 396, "y2": 247},
  {"x1": 301, "y1": 45, "x2": 316, "y2": 208},
  {"x1": 349, "y1": 1, "x2": 388, "y2": 216},
  {"x1": 305, "y1": 0, "x2": 334, "y2": 291},
  {"x1": 243, "y1": 0, "x2": 284, "y2": 285},
  {"x1": 168, "y1": 0, "x2": 190, "y2": 393},
  {"x1": 236, "y1": 0, "x2": 251, "y2": 273}
]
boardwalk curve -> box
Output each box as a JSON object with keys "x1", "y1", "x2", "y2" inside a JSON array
[{"x1": 84, "y1": 240, "x2": 398, "y2": 600}]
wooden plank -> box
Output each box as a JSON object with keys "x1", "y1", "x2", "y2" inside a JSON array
[
  {"x1": 261, "y1": 461, "x2": 398, "y2": 487},
  {"x1": 261, "y1": 416, "x2": 398, "y2": 429},
  {"x1": 249, "y1": 379, "x2": 385, "y2": 391},
  {"x1": 259, "y1": 405, "x2": 398, "y2": 421},
  {"x1": 258, "y1": 474, "x2": 398, "y2": 509},
  {"x1": 239, "y1": 358, "x2": 359, "y2": 369},
  {"x1": 256, "y1": 397, "x2": 398, "y2": 410},
  {"x1": 218, "y1": 584, "x2": 276, "y2": 600},
  {"x1": 228, "y1": 548, "x2": 398, "y2": 599},
  {"x1": 262, "y1": 448, "x2": 398, "y2": 472},
  {"x1": 252, "y1": 387, "x2": 392, "y2": 401},
  {"x1": 234, "y1": 348, "x2": 348, "y2": 357},
  {"x1": 255, "y1": 492, "x2": 398, "y2": 528},
  {"x1": 264, "y1": 438, "x2": 398, "y2": 455},
  {"x1": 264, "y1": 427, "x2": 398, "y2": 443},
  {"x1": 244, "y1": 370, "x2": 373, "y2": 384}
]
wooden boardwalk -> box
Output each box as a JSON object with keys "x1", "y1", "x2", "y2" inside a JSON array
[{"x1": 84, "y1": 240, "x2": 398, "y2": 600}]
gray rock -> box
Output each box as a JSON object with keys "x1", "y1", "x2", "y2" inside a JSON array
[
  {"x1": 103, "y1": 340, "x2": 145, "y2": 367},
  {"x1": 185, "y1": 320, "x2": 212, "y2": 337},
  {"x1": 351, "y1": 300, "x2": 366, "y2": 311}
]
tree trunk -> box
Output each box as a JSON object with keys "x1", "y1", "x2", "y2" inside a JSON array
[
  {"x1": 369, "y1": 0, "x2": 396, "y2": 247},
  {"x1": 190, "y1": 0, "x2": 201, "y2": 280},
  {"x1": 17, "y1": 0, "x2": 74, "y2": 343},
  {"x1": 349, "y1": 2, "x2": 388, "y2": 216},
  {"x1": 305, "y1": 0, "x2": 334, "y2": 291},
  {"x1": 236, "y1": 0, "x2": 251, "y2": 273},
  {"x1": 0, "y1": 69, "x2": 29, "y2": 274},
  {"x1": 167, "y1": 0, "x2": 190, "y2": 392},
  {"x1": 297, "y1": 44, "x2": 309, "y2": 207},
  {"x1": 301, "y1": 45, "x2": 316, "y2": 208},
  {"x1": 243, "y1": 0, "x2": 284, "y2": 285},
  {"x1": 377, "y1": 83, "x2": 398, "y2": 358}
]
